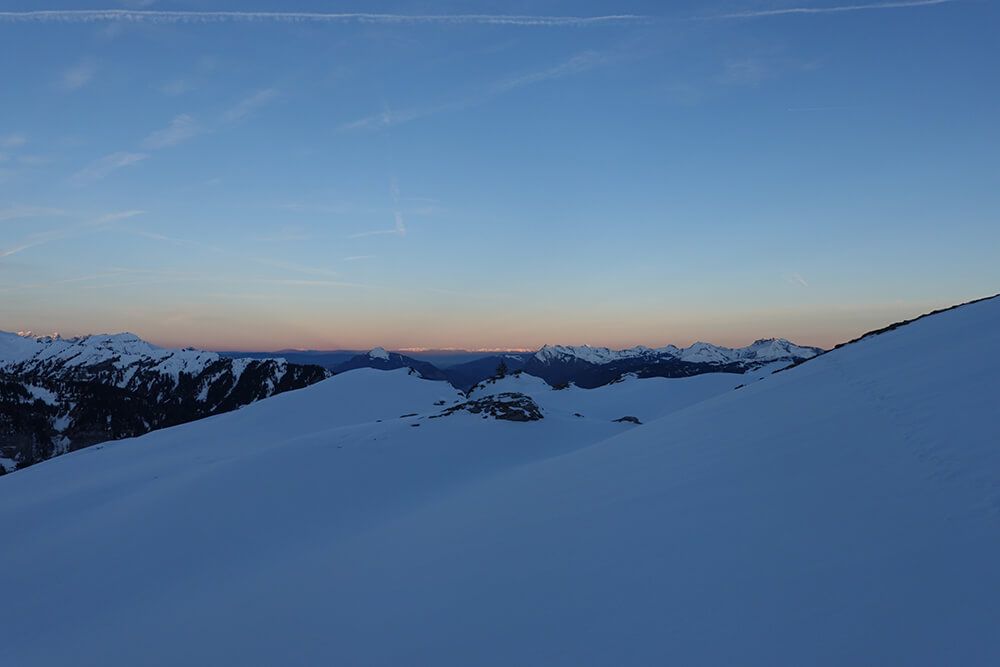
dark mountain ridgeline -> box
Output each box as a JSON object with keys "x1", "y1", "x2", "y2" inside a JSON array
[{"x1": 1, "y1": 335, "x2": 329, "y2": 471}]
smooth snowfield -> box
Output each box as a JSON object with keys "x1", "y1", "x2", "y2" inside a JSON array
[{"x1": 3, "y1": 298, "x2": 1000, "y2": 665}]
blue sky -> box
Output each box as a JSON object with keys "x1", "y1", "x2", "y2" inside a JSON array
[{"x1": 1, "y1": 0, "x2": 997, "y2": 350}]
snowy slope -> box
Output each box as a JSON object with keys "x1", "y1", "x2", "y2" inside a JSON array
[
  {"x1": 467, "y1": 364, "x2": 785, "y2": 423},
  {"x1": 2, "y1": 297, "x2": 999, "y2": 665},
  {"x1": 0, "y1": 331, "x2": 42, "y2": 364}
]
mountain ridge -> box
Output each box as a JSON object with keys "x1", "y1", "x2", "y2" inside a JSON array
[{"x1": 0, "y1": 331, "x2": 330, "y2": 472}]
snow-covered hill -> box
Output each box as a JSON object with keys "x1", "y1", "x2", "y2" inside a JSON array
[
  {"x1": 0, "y1": 331, "x2": 329, "y2": 471},
  {"x1": 334, "y1": 347, "x2": 451, "y2": 381},
  {"x1": 1, "y1": 296, "x2": 998, "y2": 665}
]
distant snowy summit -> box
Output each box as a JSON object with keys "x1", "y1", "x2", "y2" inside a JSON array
[
  {"x1": 533, "y1": 338, "x2": 821, "y2": 367},
  {"x1": 524, "y1": 338, "x2": 822, "y2": 389},
  {"x1": 0, "y1": 331, "x2": 330, "y2": 472},
  {"x1": 336, "y1": 347, "x2": 449, "y2": 381},
  {"x1": 323, "y1": 339, "x2": 822, "y2": 392},
  {"x1": 0, "y1": 331, "x2": 223, "y2": 379}
]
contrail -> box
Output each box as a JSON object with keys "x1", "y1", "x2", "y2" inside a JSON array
[
  {"x1": 708, "y1": 0, "x2": 956, "y2": 20},
  {"x1": 0, "y1": 10, "x2": 646, "y2": 27}
]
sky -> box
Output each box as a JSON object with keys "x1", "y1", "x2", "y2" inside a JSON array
[{"x1": 0, "y1": 0, "x2": 997, "y2": 351}]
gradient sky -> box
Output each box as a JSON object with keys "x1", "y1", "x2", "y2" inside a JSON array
[{"x1": 1, "y1": 0, "x2": 997, "y2": 351}]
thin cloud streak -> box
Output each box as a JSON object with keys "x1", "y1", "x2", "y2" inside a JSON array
[
  {"x1": 141, "y1": 114, "x2": 202, "y2": 149},
  {"x1": 0, "y1": 205, "x2": 67, "y2": 221},
  {"x1": 342, "y1": 50, "x2": 613, "y2": 131},
  {"x1": 785, "y1": 272, "x2": 810, "y2": 288},
  {"x1": 0, "y1": 10, "x2": 646, "y2": 27},
  {"x1": 0, "y1": 210, "x2": 147, "y2": 258},
  {"x1": 0, "y1": 134, "x2": 27, "y2": 148},
  {"x1": 96, "y1": 210, "x2": 145, "y2": 224},
  {"x1": 224, "y1": 89, "x2": 278, "y2": 123},
  {"x1": 707, "y1": 0, "x2": 957, "y2": 20},
  {"x1": 349, "y1": 229, "x2": 403, "y2": 239},
  {"x1": 71, "y1": 89, "x2": 272, "y2": 185},
  {"x1": 125, "y1": 229, "x2": 345, "y2": 280},
  {"x1": 71, "y1": 151, "x2": 148, "y2": 185},
  {"x1": 350, "y1": 177, "x2": 409, "y2": 237},
  {"x1": 57, "y1": 60, "x2": 97, "y2": 91}
]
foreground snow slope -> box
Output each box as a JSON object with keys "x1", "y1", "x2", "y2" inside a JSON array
[{"x1": 3, "y1": 297, "x2": 1000, "y2": 665}]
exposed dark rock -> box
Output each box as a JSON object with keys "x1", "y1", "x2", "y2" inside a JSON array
[
  {"x1": 0, "y1": 356, "x2": 329, "y2": 472},
  {"x1": 432, "y1": 392, "x2": 543, "y2": 422},
  {"x1": 613, "y1": 415, "x2": 642, "y2": 425}
]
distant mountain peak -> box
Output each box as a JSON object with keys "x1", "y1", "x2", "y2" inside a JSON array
[
  {"x1": 533, "y1": 339, "x2": 820, "y2": 368},
  {"x1": 368, "y1": 347, "x2": 390, "y2": 360}
]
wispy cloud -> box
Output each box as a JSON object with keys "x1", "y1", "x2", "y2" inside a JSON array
[
  {"x1": 342, "y1": 50, "x2": 613, "y2": 131},
  {"x1": 251, "y1": 229, "x2": 312, "y2": 242},
  {"x1": 0, "y1": 134, "x2": 27, "y2": 148},
  {"x1": 785, "y1": 272, "x2": 810, "y2": 288},
  {"x1": 707, "y1": 0, "x2": 956, "y2": 20},
  {"x1": 73, "y1": 86, "x2": 268, "y2": 184},
  {"x1": 125, "y1": 229, "x2": 344, "y2": 280},
  {"x1": 96, "y1": 209, "x2": 145, "y2": 224},
  {"x1": 720, "y1": 59, "x2": 775, "y2": 86},
  {"x1": 0, "y1": 209, "x2": 147, "y2": 258},
  {"x1": 0, "y1": 10, "x2": 645, "y2": 27},
  {"x1": 490, "y1": 51, "x2": 609, "y2": 93},
  {"x1": 141, "y1": 114, "x2": 202, "y2": 149},
  {"x1": 224, "y1": 88, "x2": 278, "y2": 123},
  {"x1": 57, "y1": 59, "x2": 97, "y2": 91},
  {"x1": 157, "y1": 78, "x2": 194, "y2": 96},
  {"x1": 351, "y1": 177, "x2": 408, "y2": 237},
  {"x1": 349, "y1": 228, "x2": 405, "y2": 239},
  {"x1": 0, "y1": 205, "x2": 67, "y2": 222},
  {"x1": 343, "y1": 255, "x2": 376, "y2": 261},
  {"x1": 71, "y1": 151, "x2": 148, "y2": 184},
  {"x1": 390, "y1": 177, "x2": 405, "y2": 236},
  {"x1": 15, "y1": 154, "x2": 52, "y2": 167}
]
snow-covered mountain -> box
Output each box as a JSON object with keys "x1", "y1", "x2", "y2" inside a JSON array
[
  {"x1": 334, "y1": 347, "x2": 450, "y2": 381},
  {"x1": 439, "y1": 352, "x2": 533, "y2": 390},
  {"x1": 525, "y1": 337, "x2": 822, "y2": 388},
  {"x1": 534, "y1": 338, "x2": 820, "y2": 366},
  {"x1": 215, "y1": 340, "x2": 819, "y2": 392},
  {"x1": 0, "y1": 331, "x2": 330, "y2": 471},
  {"x1": 2, "y1": 295, "x2": 997, "y2": 665}
]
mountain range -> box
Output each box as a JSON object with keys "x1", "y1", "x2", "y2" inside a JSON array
[
  {"x1": 1, "y1": 295, "x2": 996, "y2": 665},
  {"x1": 223, "y1": 339, "x2": 822, "y2": 390},
  {"x1": 0, "y1": 330, "x2": 823, "y2": 472}
]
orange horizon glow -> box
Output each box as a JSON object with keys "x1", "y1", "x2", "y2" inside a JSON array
[{"x1": 5, "y1": 296, "x2": 975, "y2": 356}]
